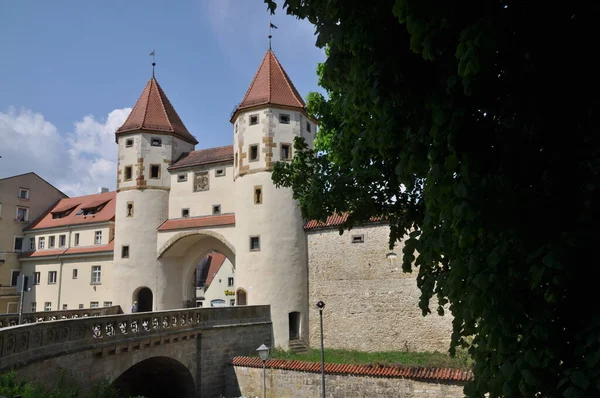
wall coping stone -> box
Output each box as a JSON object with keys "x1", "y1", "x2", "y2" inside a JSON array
[{"x1": 230, "y1": 356, "x2": 472, "y2": 383}]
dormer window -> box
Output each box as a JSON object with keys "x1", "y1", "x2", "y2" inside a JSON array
[
  {"x1": 279, "y1": 114, "x2": 290, "y2": 124},
  {"x1": 249, "y1": 115, "x2": 259, "y2": 125},
  {"x1": 81, "y1": 200, "x2": 109, "y2": 216},
  {"x1": 151, "y1": 137, "x2": 162, "y2": 147},
  {"x1": 125, "y1": 139, "x2": 133, "y2": 147},
  {"x1": 51, "y1": 204, "x2": 77, "y2": 219}
]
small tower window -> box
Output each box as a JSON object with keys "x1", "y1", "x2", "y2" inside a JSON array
[
  {"x1": 235, "y1": 123, "x2": 238, "y2": 133},
  {"x1": 124, "y1": 166, "x2": 133, "y2": 181},
  {"x1": 250, "y1": 236, "x2": 260, "y2": 251},
  {"x1": 150, "y1": 165, "x2": 160, "y2": 179},
  {"x1": 212, "y1": 205, "x2": 221, "y2": 215},
  {"x1": 177, "y1": 174, "x2": 187, "y2": 182},
  {"x1": 254, "y1": 186, "x2": 262, "y2": 204},
  {"x1": 306, "y1": 121, "x2": 311, "y2": 133},
  {"x1": 215, "y1": 168, "x2": 225, "y2": 177},
  {"x1": 126, "y1": 139, "x2": 133, "y2": 147},
  {"x1": 182, "y1": 208, "x2": 190, "y2": 218},
  {"x1": 235, "y1": 153, "x2": 238, "y2": 168},
  {"x1": 72, "y1": 269, "x2": 78, "y2": 279},
  {"x1": 122, "y1": 246, "x2": 130, "y2": 258},
  {"x1": 126, "y1": 202, "x2": 134, "y2": 217},
  {"x1": 281, "y1": 143, "x2": 291, "y2": 160},
  {"x1": 279, "y1": 114, "x2": 290, "y2": 124},
  {"x1": 74, "y1": 233, "x2": 80, "y2": 246},
  {"x1": 151, "y1": 137, "x2": 162, "y2": 147},
  {"x1": 249, "y1": 115, "x2": 259, "y2": 125},
  {"x1": 352, "y1": 234, "x2": 365, "y2": 243},
  {"x1": 249, "y1": 145, "x2": 259, "y2": 161}
]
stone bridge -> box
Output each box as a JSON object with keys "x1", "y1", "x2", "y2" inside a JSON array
[{"x1": 0, "y1": 305, "x2": 272, "y2": 398}]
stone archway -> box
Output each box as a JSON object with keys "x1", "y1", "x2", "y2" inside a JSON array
[
  {"x1": 236, "y1": 288, "x2": 247, "y2": 306},
  {"x1": 133, "y1": 287, "x2": 153, "y2": 312},
  {"x1": 113, "y1": 356, "x2": 195, "y2": 398}
]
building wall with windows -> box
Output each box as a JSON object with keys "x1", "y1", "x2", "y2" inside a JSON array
[
  {"x1": 202, "y1": 257, "x2": 236, "y2": 307},
  {"x1": 0, "y1": 173, "x2": 66, "y2": 313}
]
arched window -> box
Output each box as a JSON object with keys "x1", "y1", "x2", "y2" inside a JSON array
[{"x1": 236, "y1": 289, "x2": 247, "y2": 306}]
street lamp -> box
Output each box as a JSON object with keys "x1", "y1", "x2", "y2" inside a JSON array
[
  {"x1": 256, "y1": 343, "x2": 270, "y2": 398},
  {"x1": 316, "y1": 300, "x2": 326, "y2": 398}
]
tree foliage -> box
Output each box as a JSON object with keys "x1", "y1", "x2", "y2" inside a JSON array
[{"x1": 267, "y1": 0, "x2": 600, "y2": 396}]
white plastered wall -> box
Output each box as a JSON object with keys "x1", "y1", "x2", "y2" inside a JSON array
[{"x1": 203, "y1": 257, "x2": 236, "y2": 306}]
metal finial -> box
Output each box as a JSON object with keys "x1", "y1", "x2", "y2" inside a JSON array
[
  {"x1": 268, "y1": 35, "x2": 272, "y2": 50},
  {"x1": 152, "y1": 62, "x2": 156, "y2": 77}
]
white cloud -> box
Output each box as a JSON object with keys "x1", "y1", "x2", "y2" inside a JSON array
[{"x1": 0, "y1": 106, "x2": 130, "y2": 197}]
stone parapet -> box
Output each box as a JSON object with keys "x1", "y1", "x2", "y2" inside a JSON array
[{"x1": 0, "y1": 306, "x2": 122, "y2": 329}]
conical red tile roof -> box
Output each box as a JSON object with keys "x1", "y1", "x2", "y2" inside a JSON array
[
  {"x1": 116, "y1": 77, "x2": 198, "y2": 145},
  {"x1": 231, "y1": 50, "x2": 305, "y2": 121}
]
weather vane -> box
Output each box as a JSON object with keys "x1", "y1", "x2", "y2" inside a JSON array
[
  {"x1": 149, "y1": 50, "x2": 156, "y2": 76},
  {"x1": 269, "y1": 22, "x2": 278, "y2": 50}
]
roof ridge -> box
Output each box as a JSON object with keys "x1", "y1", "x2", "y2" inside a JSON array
[
  {"x1": 267, "y1": 50, "x2": 272, "y2": 103},
  {"x1": 153, "y1": 78, "x2": 174, "y2": 133}
]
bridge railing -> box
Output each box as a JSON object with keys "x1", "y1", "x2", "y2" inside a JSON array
[
  {"x1": 0, "y1": 306, "x2": 123, "y2": 329},
  {"x1": 0, "y1": 305, "x2": 271, "y2": 370}
]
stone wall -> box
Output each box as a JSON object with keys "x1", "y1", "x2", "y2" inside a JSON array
[
  {"x1": 226, "y1": 360, "x2": 468, "y2": 398},
  {"x1": 307, "y1": 224, "x2": 453, "y2": 353}
]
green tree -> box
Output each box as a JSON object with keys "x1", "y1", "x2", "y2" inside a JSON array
[{"x1": 267, "y1": 0, "x2": 600, "y2": 396}]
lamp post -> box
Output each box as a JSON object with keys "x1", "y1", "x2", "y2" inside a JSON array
[
  {"x1": 256, "y1": 343, "x2": 270, "y2": 398},
  {"x1": 316, "y1": 300, "x2": 326, "y2": 398}
]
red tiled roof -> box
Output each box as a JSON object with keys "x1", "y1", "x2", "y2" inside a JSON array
[
  {"x1": 169, "y1": 145, "x2": 234, "y2": 170},
  {"x1": 116, "y1": 77, "x2": 198, "y2": 145},
  {"x1": 231, "y1": 50, "x2": 305, "y2": 121},
  {"x1": 230, "y1": 357, "x2": 473, "y2": 382},
  {"x1": 204, "y1": 252, "x2": 227, "y2": 289},
  {"x1": 304, "y1": 213, "x2": 385, "y2": 230},
  {"x1": 26, "y1": 191, "x2": 116, "y2": 231},
  {"x1": 19, "y1": 240, "x2": 114, "y2": 258},
  {"x1": 157, "y1": 214, "x2": 235, "y2": 231}
]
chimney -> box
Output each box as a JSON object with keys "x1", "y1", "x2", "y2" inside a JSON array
[{"x1": 98, "y1": 187, "x2": 109, "y2": 194}]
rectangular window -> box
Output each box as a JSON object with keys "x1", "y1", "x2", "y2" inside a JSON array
[
  {"x1": 212, "y1": 205, "x2": 221, "y2": 215},
  {"x1": 181, "y1": 208, "x2": 190, "y2": 218},
  {"x1": 254, "y1": 186, "x2": 262, "y2": 204},
  {"x1": 33, "y1": 272, "x2": 40, "y2": 285},
  {"x1": 103, "y1": 301, "x2": 113, "y2": 307},
  {"x1": 352, "y1": 234, "x2": 365, "y2": 243},
  {"x1": 95, "y1": 231, "x2": 102, "y2": 245},
  {"x1": 18, "y1": 188, "x2": 30, "y2": 199},
  {"x1": 74, "y1": 233, "x2": 80, "y2": 246},
  {"x1": 249, "y1": 115, "x2": 259, "y2": 125},
  {"x1": 44, "y1": 302, "x2": 52, "y2": 311},
  {"x1": 72, "y1": 269, "x2": 78, "y2": 279},
  {"x1": 91, "y1": 265, "x2": 102, "y2": 284},
  {"x1": 279, "y1": 114, "x2": 290, "y2": 124},
  {"x1": 235, "y1": 153, "x2": 238, "y2": 168},
  {"x1": 228, "y1": 277, "x2": 234, "y2": 287},
  {"x1": 78, "y1": 304, "x2": 84, "y2": 309},
  {"x1": 59, "y1": 234, "x2": 66, "y2": 247},
  {"x1": 280, "y1": 143, "x2": 291, "y2": 160},
  {"x1": 31, "y1": 302, "x2": 36, "y2": 312},
  {"x1": 126, "y1": 139, "x2": 133, "y2": 147},
  {"x1": 124, "y1": 166, "x2": 133, "y2": 181},
  {"x1": 10, "y1": 270, "x2": 21, "y2": 286},
  {"x1": 306, "y1": 121, "x2": 311, "y2": 133},
  {"x1": 122, "y1": 246, "x2": 130, "y2": 258},
  {"x1": 177, "y1": 174, "x2": 187, "y2": 182},
  {"x1": 250, "y1": 236, "x2": 260, "y2": 251},
  {"x1": 90, "y1": 301, "x2": 99, "y2": 308},
  {"x1": 48, "y1": 271, "x2": 57, "y2": 284},
  {"x1": 150, "y1": 164, "x2": 160, "y2": 179},
  {"x1": 151, "y1": 137, "x2": 162, "y2": 147},
  {"x1": 29, "y1": 238, "x2": 35, "y2": 250},
  {"x1": 249, "y1": 145, "x2": 259, "y2": 161},
  {"x1": 49, "y1": 236, "x2": 55, "y2": 248},
  {"x1": 16, "y1": 207, "x2": 29, "y2": 222},
  {"x1": 126, "y1": 202, "x2": 134, "y2": 217},
  {"x1": 39, "y1": 237, "x2": 45, "y2": 249},
  {"x1": 62, "y1": 304, "x2": 68, "y2": 310},
  {"x1": 215, "y1": 168, "x2": 225, "y2": 177},
  {"x1": 14, "y1": 237, "x2": 24, "y2": 252}
]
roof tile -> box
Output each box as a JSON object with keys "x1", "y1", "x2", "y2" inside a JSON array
[
  {"x1": 304, "y1": 213, "x2": 385, "y2": 230},
  {"x1": 116, "y1": 77, "x2": 198, "y2": 145},
  {"x1": 169, "y1": 145, "x2": 233, "y2": 170},
  {"x1": 157, "y1": 214, "x2": 235, "y2": 231}
]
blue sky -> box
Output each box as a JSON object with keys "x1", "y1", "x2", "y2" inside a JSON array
[{"x1": 0, "y1": 1, "x2": 325, "y2": 196}]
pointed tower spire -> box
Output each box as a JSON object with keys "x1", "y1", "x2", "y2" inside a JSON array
[
  {"x1": 116, "y1": 77, "x2": 198, "y2": 145},
  {"x1": 230, "y1": 49, "x2": 305, "y2": 122}
]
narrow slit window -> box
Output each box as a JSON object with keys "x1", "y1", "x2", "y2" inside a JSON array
[
  {"x1": 249, "y1": 115, "x2": 259, "y2": 125},
  {"x1": 150, "y1": 164, "x2": 160, "y2": 179},
  {"x1": 177, "y1": 174, "x2": 187, "y2": 182},
  {"x1": 122, "y1": 246, "x2": 130, "y2": 258},
  {"x1": 124, "y1": 166, "x2": 132, "y2": 181},
  {"x1": 254, "y1": 186, "x2": 262, "y2": 204},
  {"x1": 235, "y1": 153, "x2": 238, "y2": 168},
  {"x1": 250, "y1": 145, "x2": 259, "y2": 161},
  {"x1": 215, "y1": 168, "x2": 225, "y2": 177},
  {"x1": 126, "y1": 202, "x2": 134, "y2": 217},
  {"x1": 306, "y1": 121, "x2": 311, "y2": 133},
  {"x1": 352, "y1": 234, "x2": 365, "y2": 243},
  {"x1": 74, "y1": 233, "x2": 80, "y2": 246},
  {"x1": 72, "y1": 269, "x2": 78, "y2": 279},
  {"x1": 281, "y1": 143, "x2": 291, "y2": 160}
]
